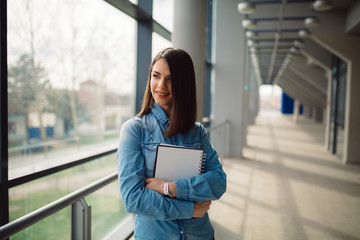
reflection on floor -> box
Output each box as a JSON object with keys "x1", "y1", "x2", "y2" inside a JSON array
[{"x1": 209, "y1": 110, "x2": 360, "y2": 240}]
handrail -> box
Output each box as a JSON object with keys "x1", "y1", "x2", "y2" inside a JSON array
[
  {"x1": 206, "y1": 119, "x2": 230, "y2": 132},
  {"x1": 9, "y1": 146, "x2": 117, "y2": 188},
  {"x1": 0, "y1": 171, "x2": 118, "y2": 239},
  {"x1": 205, "y1": 120, "x2": 230, "y2": 160}
]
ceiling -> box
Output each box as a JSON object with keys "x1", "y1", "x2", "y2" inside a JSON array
[{"x1": 239, "y1": 0, "x2": 359, "y2": 85}]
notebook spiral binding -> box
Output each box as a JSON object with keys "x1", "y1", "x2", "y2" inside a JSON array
[{"x1": 199, "y1": 153, "x2": 207, "y2": 174}]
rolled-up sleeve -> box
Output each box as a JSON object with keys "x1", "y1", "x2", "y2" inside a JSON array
[
  {"x1": 117, "y1": 119, "x2": 194, "y2": 220},
  {"x1": 175, "y1": 125, "x2": 227, "y2": 202}
]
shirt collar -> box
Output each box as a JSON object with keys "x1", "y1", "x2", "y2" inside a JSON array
[{"x1": 151, "y1": 102, "x2": 169, "y2": 126}]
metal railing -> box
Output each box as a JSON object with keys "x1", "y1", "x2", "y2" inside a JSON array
[
  {"x1": 0, "y1": 171, "x2": 134, "y2": 240},
  {"x1": 206, "y1": 120, "x2": 230, "y2": 161}
]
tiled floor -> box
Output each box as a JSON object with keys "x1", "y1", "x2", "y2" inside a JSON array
[{"x1": 209, "y1": 110, "x2": 360, "y2": 240}]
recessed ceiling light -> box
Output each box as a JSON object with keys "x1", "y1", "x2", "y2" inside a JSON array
[
  {"x1": 312, "y1": 0, "x2": 333, "y2": 11},
  {"x1": 290, "y1": 47, "x2": 299, "y2": 54},
  {"x1": 304, "y1": 17, "x2": 320, "y2": 27},
  {"x1": 247, "y1": 40, "x2": 258, "y2": 47},
  {"x1": 298, "y1": 30, "x2": 310, "y2": 38},
  {"x1": 238, "y1": 2, "x2": 255, "y2": 14},
  {"x1": 246, "y1": 31, "x2": 257, "y2": 38},
  {"x1": 242, "y1": 19, "x2": 257, "y2": 29},
  {"x1": 293, "y1": 40, "x2": 304, "y2": 48}
]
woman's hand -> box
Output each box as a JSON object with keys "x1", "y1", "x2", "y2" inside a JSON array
[
  {"x1": 145, "y1": 178, "x2": 177, "y2": 197},
  {"x1": 193, "y1": 201, "x2": 211, "y2": 218},
  {"x1": 145, "y1": 178, "x2": 165, "y2": 195}
]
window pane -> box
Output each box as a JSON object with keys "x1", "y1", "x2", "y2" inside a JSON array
[
  {"x1": 10, "y1": 207, "x2": 71, "y2": 240},
  {"x1": 9, "y1": 154, "x2": 131, "y2": 239},
  {"x1": 9, "y1": 154, "x2": 118, "y2": 218},
  {"x1": 152, "y1": 32, "x2": 172, "y2": 59},
  {"x1": 7, "y1": 0, "x2": 136, "y2": 179},
  {"x1": 153, "y1": 0, "x2": 174, "y2": 32},
  {"x1": 336, "y1": 59, "x2": 346, "y2": 159},
  {"x1": 86, "y1": 182, "x2": 128, "y2": 240}
]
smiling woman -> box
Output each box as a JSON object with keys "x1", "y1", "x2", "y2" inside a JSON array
[{"x1": 117, "y1": 48, "x2": 226, "y2": 239}]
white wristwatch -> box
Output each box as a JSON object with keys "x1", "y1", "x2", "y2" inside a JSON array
[{"x1": 163, "y1": 181, "x2": 173, "y2": 198}]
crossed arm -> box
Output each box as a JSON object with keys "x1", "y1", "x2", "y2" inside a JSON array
[
  {"x1": 145, "y1": 178, "x2": 212, "y2": 218},
  {"x1": 117, "y1": 120, "x2": 226, "y2": 220}
]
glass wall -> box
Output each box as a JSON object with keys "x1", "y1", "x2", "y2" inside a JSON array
[
  {"x1": 152, "y1": 0, "x2": 174, "y2": 32},
  {"x1": 9, "y1": 153, "x2": 126, "y2": 239},
  {"x1": 7, "y1": 0, "x2": 136, "y2": 180},
  {"x1": 7, "y1": 0, "x2": 137, "y2": 238},
  {"x1": 335, "y1": 58, "x2": 347, "y2": 159},
  {"x1": 328, "y1": 56, "x2": 347, "y2": 160},
  {"x1": 152, "y1": 0, "x2": 173, "y2": 58}
]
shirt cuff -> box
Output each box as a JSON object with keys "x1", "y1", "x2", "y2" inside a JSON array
[
  {"x1": 179, "y1": 200, "x2": 194, "y2": 219},
  {"x1": 174, "y1": 179, "x2": 189, "y2": 200}
]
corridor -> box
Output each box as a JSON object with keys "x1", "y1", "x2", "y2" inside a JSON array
[{"x1": 209, "y1": 110, "x2": 360, "y2": 240}]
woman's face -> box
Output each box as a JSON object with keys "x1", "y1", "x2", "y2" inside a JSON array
[{"x1": 151, "y1": 58, "x2": 173, "y2": 114}]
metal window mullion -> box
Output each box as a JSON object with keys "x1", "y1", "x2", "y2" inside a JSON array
[
  {"x1": 0, "y1": 0, "x2": 9, "y2": 228},
  {"x1": 135, "y1": 0, "x2": 153, "y2": 113},
  {"x1": 204, "y1": 0, "x2": 213, "y2": 120}
]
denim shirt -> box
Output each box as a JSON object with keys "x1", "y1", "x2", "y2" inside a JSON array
[{"x1": 117, "y1": 103, "x2": 227, "y2": 240}]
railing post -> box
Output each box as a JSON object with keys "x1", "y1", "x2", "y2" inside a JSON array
[{"x1": 71, "y1": 198, "x2": 91, "y2": 240}]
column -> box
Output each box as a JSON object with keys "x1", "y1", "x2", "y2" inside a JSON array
[
  {"x1": 293, "y1": 100, "x2": 300, "y2": 124},
  {"x1": 173, "y1": 0, "x2": 207, "y2": 121}
]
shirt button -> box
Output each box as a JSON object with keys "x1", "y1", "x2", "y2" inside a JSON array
[{"x1": 180, "y1": 231, "x2": 184, "y2": 234}]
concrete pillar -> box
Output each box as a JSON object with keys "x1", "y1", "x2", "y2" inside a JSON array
[
  {"x1": 212, "y1": 0, "x2": 246, "y2": 157},
  {"x1": 308, "y1": 106, "x2": 313, "y2": 119},
  {"x1": 303, "y1": 106, "x2": 312, "y2": 119},
  {"x1": 314, "y1": 107, "x2": 323, "y2": 123},
  {"x1": 324, "y1": 70, "x2": 332, "y2": 151},
  {"x1": 248, "y1": 68, "x2": 259, "y2": 125},
  {"x1": 313, "y1": 33, "x2": 360, "y2": 164},
  {"x1": 173, "y1": 0, "x2": 206, "y2": 121},
  {"x1": 293, "y1": 100, "x2": 300, "y2": 124}
]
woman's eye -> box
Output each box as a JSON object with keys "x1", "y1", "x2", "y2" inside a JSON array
[{"x1": 152, "y1": 74, "x2": 160, "y2": 79}]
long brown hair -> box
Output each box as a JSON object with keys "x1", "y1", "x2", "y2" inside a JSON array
[{"x1": 137, "y1": 48, "x2": 197, "y2": 137}]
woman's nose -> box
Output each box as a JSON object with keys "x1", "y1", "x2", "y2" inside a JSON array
[{"x1": 158, "y1": 78, "x2": 167, "y2": 87}]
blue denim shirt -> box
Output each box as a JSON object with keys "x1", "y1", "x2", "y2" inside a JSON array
[{"x1": 117, "y1": 103, "x2": 227, "y2": 240}]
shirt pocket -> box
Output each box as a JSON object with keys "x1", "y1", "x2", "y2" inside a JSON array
[{"x1": 141, "y1": 143, "x2": 160, "y2": 178}]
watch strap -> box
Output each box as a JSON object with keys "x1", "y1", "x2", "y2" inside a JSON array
[{"x1": 163, "y1": 181, "x2": 172, "y2": 198}]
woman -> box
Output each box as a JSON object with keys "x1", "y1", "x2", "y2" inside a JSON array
[{"x1": 117, "y1": 47, "x2": 226, "y2": 240}]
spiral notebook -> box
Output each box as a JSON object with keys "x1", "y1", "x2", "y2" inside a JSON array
[{"x1": 154, "y1": 144, "x2": 206, "y2": 181}]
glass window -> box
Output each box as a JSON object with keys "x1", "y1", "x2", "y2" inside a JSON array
[
  {"x1": 153, "y1": 0, "x2": 174, "y2": 32},
  {"x1": 11, "y1": 207, "x2": 71, "y2": 240},
  {"x1": 336, "y1": 59, "x2": 346, "y2": 159},
  {"x1": 9, "y1": 153, "x2": 129, "y2": 239},
  {"x1": 7, "y1": 0, "x2": 136, "y2": 180},
  {"x1": 87, "y1": 182, "x2": 128, "y2": 239},
  {"x1": 152, "y1": 32, "x2": 172, "y2": 59}
]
